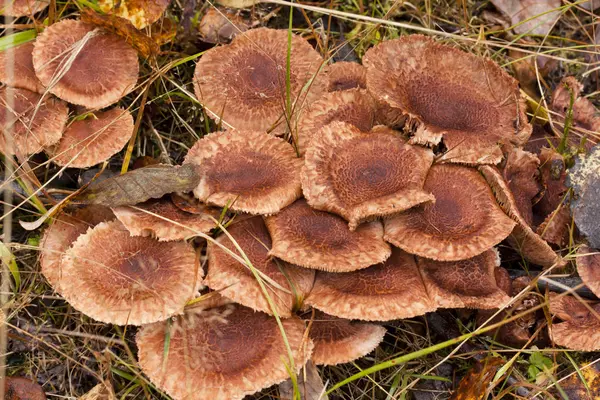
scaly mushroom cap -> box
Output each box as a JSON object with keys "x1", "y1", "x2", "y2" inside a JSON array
[
  {"x1": 305, "y1": 248, "x2": 435, "y2": 320},
  {"x1": 59, "y1": 220, "x2": 202, "y2": 325},
  {"x1": 0, "y1": 0, "x2": 48, "y2": 16},
  {"x1": 307, "y1": 311, "x2": 386, "y2": 366},
  {"x1": 0, "y1": 87, "x2": 68, "y2": 155},
  {"x1": 98, "y1": 0, "x2": 170, "y2": 29},
  {"x1": 536, "y1": 204, "x2": 571, "y2": 247},
  {"x1": 194, "y1": 28, "x2": 324, "y2": 134},
  {"x1": 363, "y1": 35, "x2": 531, "y2": 165},
  {"x1": 184, "y1": 130, "x2": 303, "y2": 215},
  {"x1": 325, "y1": 61, "x2": 367, "y2": 92},
  {"x1": 265, "y1": 199, "x2": 391, "y2": 272},
  {"x1": 536, "y1": 147, "x2": 568, "y2": 218},
  {"x1": 417, "y1": 248, "x2": 511, "y2": 309},
  {"x1": 551, "y1": 76, "x2": 600, "y2": 137},
  {"x1": 4, "y1": 377, "x2": 46, "y2": 400},
  {"x1": 385, "y1": 164, "x2": 516, "y2": 261},
  {"x1": 576, "y1": 246, "x2": 600, "y2": 298},
  {"x1": 51, "y1": 108, "x2": 134, "y2": 168},
  {"x1": 136, "y1": 302, "x2": 312, "y2": 400},
  {"x1": 0, "y1": 42, "x2": 45, "y2": 93},
  {"x1": 549, "y1": 293, "x2": 600, "y2": 351},
  {"x1": 503, "y1": 148, "x2": 541, "y2": 226},
  {"x1": 32, "y1": 19, "x2": 139, "y2": 109},
  {"x1": 206, "y1": 216, "x2": 315, "y2": 317},
  {"x1": 302, "y1": 122, "x2": 434, "y2": 230},
  {"x1": 112, "y1": 197, "x2": 219, "y2": 241}
]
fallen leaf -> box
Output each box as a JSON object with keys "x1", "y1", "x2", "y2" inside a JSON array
[
  {"x1": 98, "y1": 0, "x2": 171, "y2": 29},
  {"x1": 279, "y1": 361, "x2": 329, "y2": 400},
  {"x1": 451, "y1": 358, "x2": 505, "y2": 400},
  {"x1": 560, "y1": 362, "x2": 600, "y2": 400},
  {"x1": 78, "y1": 381, "x2": 115, "y2": 400},
  {"x1": 490, "y1": 0, "x2": 561, "y2": 36},
  {"x1": 508, "y1": 39, "x2": 557, "y2": 99},
  {"x1": 4, "y1": 377, "x2": 46, "y2": 400}
]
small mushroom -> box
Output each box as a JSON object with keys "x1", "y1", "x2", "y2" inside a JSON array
[
  {"x1": 551, "y1": 76, "x2": 600, "y2": 142},
  {"x1": 184, "y1": 130, "x2": 303, "y2": 214},
  {"x1": 98, "y1": 0, "x2": 171, "y2": 29},
  {"x1": 302, "y1": 121, "x2": 434, "y2": 230},
  {"x1": 0, "y1": 42, "x2": 45, "y2": 93},
  {"x1": 536, "y1": 204, "x2": 571, "y2": 247},
  {"x1": 265, "y1": 199, "x2": 391, "y2": 272},
  {"x1": 324, "y1": 61, "x2": 367, "y2": 92},
  {"x1": 576, "y1": 246, "x2": 600, "y2": 298},
  {"x1": 198, "y1": 8, "x2": 248, "y2": 44},
  {"x1": 503, "y1": 148, "x2": 541, "y2": 226},
  {"x1": 4, "y1": 377, "x2": 46, "y2": 400},
  {"x1": 0, "y1": 0, "x2": 48, "y2": 16},
  {"x1": 548, "y1": 293, "x2": 600, "y2": 351}
]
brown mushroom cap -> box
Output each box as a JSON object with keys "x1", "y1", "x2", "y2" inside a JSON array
[
  {"x1": 59, "y1": 220, "x2": 202, "y2": 325},
  {"x1": 265, "y1": 199, "x2": 391, "y2": 272},
  {"x1": 194, "y1": 28, "x2": 325, "y2": 134},
  {"x1": 363, "y1": 35, "x2": 531, "y2": 165},
  {"x1": 305, "y1": 248, "x2": 435, "y2": 320},
  {"x1": 50, "y1": 107, "x2": 134, "y2": 168},
  {"x1": 32, "y1": 19, "x2": 139, "y2": 109},
  {"x1": 417, "y1": 248, "x2": 511, "y2": 309},
  {"x1": 0, "y1": 87, "x2": 68, "y2": 155},
  {"x1": 112, "y1": 197, "x2": 219, "y2": 241},
  {"x1": 576, "y1": 246, "x2": 600, "y2": 298},
  {"x1": 136, "y1": 302, "x2": 312, "y2": 400},
  {"x1": 385, "y1": 164, "x2": 516, "y2": 261},
  {"x1": 98, "y1": 0, "x2": 170, "y2": 29},
  {"x1": 325, "y1": 61, "x2": 367, "y2": 92},
  {"x1": 184, "y1": 130, "x2": 303, "y2": 215},
  {"x1": 0, "y1": 42, "x2": 45, "y2": 93},
  {"x1": 549, "y1": 293, "x2": 600, "y2": 351},
  {"x1": 306, "y1": 311, "x2": 386, "y2": 366},
  {"x1": 0, "y1": 0, "x2": 48, "y2": 16},
  {"x1": 551, "y1": 77, "x2": 600, "y2": 140},
  {"x1": 302, "y1": 122, "x2": 434, "y2": 230},
  {"x1": 536, "y1": 204, "x2": 571, "y2": 247},
  {"x1": 503, "y1": 148, "x2": 541, "y2": 226},
  {"x1": 206, "y1": 216, "x2": 315, "y2": 317},
  {"x1": 4, "y1": 377, "x2": 46, "y2": 400}
]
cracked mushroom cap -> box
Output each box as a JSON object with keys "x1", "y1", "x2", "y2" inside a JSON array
[
  {"x1": 302, "y1": 122, "x2": 434, "y2": 230},
  {"x1": 0, "y1": 0, "x2": 48, "y2": 16},
  {"x1": 305, "y1": 248, "x2": 435, "y2": 320},
  {"x1": 206, "y1": 216, "x2": 315, "y2": 317},
  {"x1": 549, "y1": 293, "x2": 600, "y2": 351},
  {"x1": 112, "y1": 197, "x2": 220, "y2": 241},
  {"x1": 0, "y1": 87, "x2": 68, "y2": 155},
  {"x1": 184, "y1": 130, "x2": 303, "y2": 215},
  {"x1": 385, "y1": 164, "x2": 516, "y2": 261},
  {"x1": 576, "y1": 246, "x2": 600, "y2": 298},
  {"x1": 194, "y1": 28, "x2": 324, "y2": 134},
  {"x1": 417, "y1": 248, "x2": 511, "y2": 309},
  {"x1": 363, "y1": 35, "x2": 531, "y2": 165},
  {"x1": 503, "y1": 148, "x2": 541, "y2": 226},
  {"x1": 0, "y1": 42, "x2": 45, "y2": 93},
  {"x1": 325, "y1": 61, "x2": 367, "y2": 92},
  {"x1": 98, "y1": 0, "x2": 171, "y2": 29},
  {"x1": 136, "y1": 301, "x2": 312, "y2": 400},
  {"x1": 265, "y1": 199, "x2": 391, "y2": 272},
  {"x1": 58, "y1": 220, "x2": 202, "y2": 325},
  {"x1": 50, "y1": 108, "x2": 134, "y2": 168},
  {"x1": 32, "y1": 19, "x2": 139, "y2": 109},
  {"x1": 306, "y1": 311, "x2": 386, "y2": 366}
]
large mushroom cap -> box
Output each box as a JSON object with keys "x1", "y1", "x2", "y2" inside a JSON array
[
  {"x1": 302, "y1": 122, "x2": 434, "y2": 230},
  {"x1": 32, "y1": 19, "x2": 139, "y2": 109},
  {"x1": 385, "y1": 164, "x2": 516, "y2": 261},
  {"x1": 325, "y1": 61, "x2": 367, "y2": 92},
  {"x1": 363, "y1": 35, "x2": 531, "y2": 165},
  {"x1": 265, "y1": 199, "x2": 391, "y2": 272},
  {"x1": 136, "y1": 302, "x2": 312, "y2": 400},
  {"x1": 417, "y1": 249, "x2": 511, "y2": 309},
  {"x1": 194, "y1": 27, "x2": 325, "y2": 134},
  {"x1": 50, "y1": 107, "x2": 134, "y2": 168},
  {"x1": 98, "y1": 0, "x2": 170, "y2": 29},
  {"x1": 206, "y1": 216, "x2": 315, "y2": 317},
  {"x1": 0, "y1": 42, "x2": 45, "y2": 93},
  {"x1": 184, "y1": 130, "x2": 303, "y2": 215},
  {"x1": 59, "y1": 220, "x2": 202, "y2": 325},
  {"x1": 305, "y1": 248, "x2": 435, "y2": 320},
  {"x1": 0, "y1": 87, "x2": 68, "y2": 155},
  {"x1": 0, "y1": 0, "x2": 48, "y2": 16},
  {"x1": 306, "y1": 311, "x2": 386, "y2": 366},
  {"x1": 549, "y1": 293, "x2": 600, "y2": 351},
  {"x1": 576, "y1": 246, "x2": 600, "y2": 298}
]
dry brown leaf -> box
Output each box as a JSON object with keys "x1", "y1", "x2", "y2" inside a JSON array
[
  {"x1": 451, "y1": 358, "x2": 504, "y2": 400},
  {"x1": 490, "y1": 0, "x2": 561, "y2": 36},
  {"x1": 98, "y1": 0, "x2": 171, "y2": 29},
  {"x1": 279, "y1": 361, "x2": 328, "y2": 400},
  {"x1": 560, "y1": 363, "x2": 600, "y2": 399},
  {"x1": 78, "y1": 382, "x2": 115, "y2": 400}
]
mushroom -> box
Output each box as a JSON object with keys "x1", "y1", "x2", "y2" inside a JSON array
[
  {"x1": 0, "y1": 0, "x2": 48, "y2": 16},
  {"x1": 206, "y1": 216, "x2": 315, "y2": 317},
  {"x1": 98, "y1": 0, "x2": 171, "y2": 29},
  {"x1": 551, "y1": 76, "x2": 600, "y2": 142},
  {"x1": 50, "y1": 107, "x2": 134, "y2": 168},
  {"x1": 58, "y1": 220, "x2": 202, "y2": 325},
  {"x1": 0, "y1": 42, "x2": 45, "y2": 93},
  {"x1": 536, "y1": 204, "x2": 571, "y2": 247},
  {"x1": 32, "y1": 19, "x2": 139, "y2": 109},
  {"x1": 384, "y1": 164, "x2": 516, "y2": 261},
  {"x1": 184, "y1": 130, "x2": 303, "y2": 215},
  {"x1": 305, "y1": 248, "x2": 435, "y2": 320},
  {"x1": 324, "y1": 61, "x2": 367, "y2": 92},
  {"x1": 576, "y1": 246, "x2": 600, "y2": 297},
  {"x1": 548, "y1": 293, "x2": 600, "y2": 351},
  {"x1": 198, "y1": 8, "x2": 249, "y2": 44},
  {"x1": 302, "y1": 121, "x2": 434, "y2": 230},
  {"x1": 363, "y1": 35, "x2": 531, "y2": 165},
  {"x1": 4, "y1": 377, "x2": 46, "y2": 400},
  {"x1": 0, "y1": 87, "x2": 68, "y2": 155},
  {"x1": 265, "y1": 199, "x2": 391, "y2": 272},
  {"x1": 136, "y1": 299, "x2": 312, "y2": 400},
  {"x1": 193, "y1": 28, "x2": 325, "y2": 134},
  {"x1": 502, "y1": 148, "x2": 541, "y2": 226}
]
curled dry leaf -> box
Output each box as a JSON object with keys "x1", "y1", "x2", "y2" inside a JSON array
[
  {"x1": 490, "y1": 0, "x2": 561, "y2": 36},
  {"x1": 450, "y1": 357, "x2": 504, "y2": 400},
  {"x1": 279, "y1": 361, "x2": 328, "y2": 400}
]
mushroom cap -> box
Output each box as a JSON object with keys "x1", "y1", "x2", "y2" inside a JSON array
[
  {"x1": 384, "y1": 164, "x2": 516, "y2": 261},
  {"x1": 0, "y1": 42, "x2": 45, "y2": 93},
  {"x1": 32, "y1": 19, "x2": 139, "y2": 109},
  {"x1": 198, "y1": 7, "x2": 249, "y2": 44},
  {"x1": 194, "y1": 28, "x2": 325, "y2": 134},
  {"x1": 112, "y1": 197, "x2": 220, "y2": 241},
  {"x1": 536, "y1": 147, "x2": 568, "y2": 218},
  {"x1": 206, "y1": 216, "x2": 315, "y2": 317},
  {"x1": 576, "y1": 245, "x2": 600, "y2": 298},
  {"x1": 0, "y1": 87, "x2": 68, "y2": 155},
  {"x1": 50, "y1": 107, "x2": 134, "y2": 168},
  {"x1": 503, "y1": 148, "x2": 541, "y2": 226},
  {"x1": 4, "y1": 377, "x2": 46, "y2": 400},
  {"x1": 98, "y1": 0, "x2": 170, "y2": 29},
  {"x1": 363, "y1": 35, "x2": 531, "y2": 165},
  {"x1": 417, "y1": 248, "x2": 511, "y2": 309},
  {"x1": 184, "y1": 130, "x2": 303, "y2": 215},
  {"x1": 0, "y1": 0, "x2": 48, "y2": 16},
  {"x1": 536, "y1": 204, "x2": 571, "y2": 247},
  {"x1": 136, "y1": 302, "x2": 312, "y2": 400},
  {"x1": 265, "y1": 199, "x2": 391, "y2": 272},
  {"x1": 551, "y1": 77, "x2": 600, "y2": 140},
  {"x1": 302, "y1": 121, "x2": 434, "y2": 230},
  {"x1": 549, "y1": 293, "x2": 600, "y2": 351},
  {"x1": 59, "y1": 220, "x2": 202, "y2": 325},
  {"x1": 306, "y1": 311, "x2": 386, "y2": 366},
  {"x1": 305, "y1": 248, "x2": 435, "y2": 321},
  {"x1": 325, "y1": 61, "x2": 367, "y2": 92}
]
